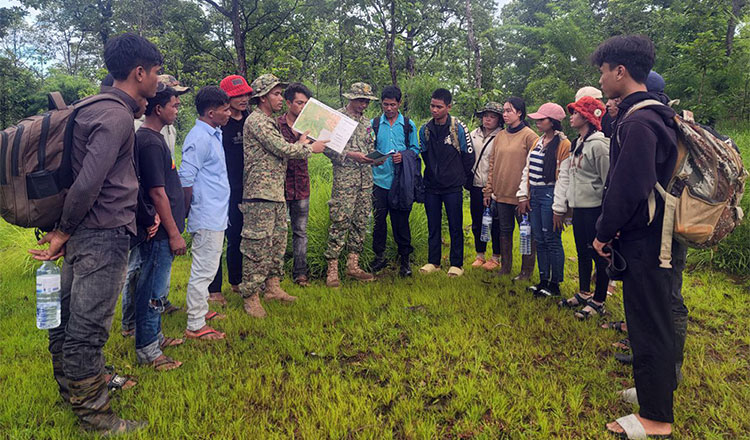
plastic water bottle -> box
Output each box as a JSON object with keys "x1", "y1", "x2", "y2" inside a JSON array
[
  {"x1": 480, "y1": 207, "x2": 493, "y2": 242},
  {"x1": 36, "y1": 261, "x2": 61, "y2": 330},
  {"x1": 519, "y1": 214, "x2": 532, "y2": 256}
]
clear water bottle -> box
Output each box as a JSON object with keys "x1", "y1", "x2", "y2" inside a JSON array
[
  {"x1": 36, "y1": 261, "x2": 61, "y2": 330},
  {"x1": 480, "y1": 207, "x2": 493, "y2": 242},
  {"x1": 519, "y1": 214, "x2": 532, "y2": 255}
]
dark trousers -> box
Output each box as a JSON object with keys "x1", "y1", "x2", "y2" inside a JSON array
[
  {"x1": 572, "y1": 207, "x2": 609, "y2": 302},
  {"x1": 469, "y1": 186, "x2": 499, "y2": 254},
  {"x1": 620, "y1": 233, "x2": 679, "y2": 423},
  {"x1": 288, "y1": 198, "x2": 310, "y2": 279},
  {"x1": 424, "y1": 191, "x2": 464, "y2": 267},
  {"x1": 48, "y1": 227, "x2": 130, "y2": 381},
  {"x1": 209, "y1": 199, "x2": 243, "y2": 292},
  {"x1": 372, "y1": 185, "x2": 413, "y2": 257},
  {"x1": 529, "y1": 186, "x2": 564, "y2": 283}
]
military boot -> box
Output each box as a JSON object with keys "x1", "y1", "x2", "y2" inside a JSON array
[
  {"x1": 264, "y1": 277, "x2": 297, "y2": 302},
  {"x1": 51, "y1": 352, "x2": 70, "y2": 404},
  {"x1": 399, "y1": 254, "x2": 412, "y2": 277},
  {"x1": 243, "y1": 293, "x2": 267, "y2": 318},
  {"x1": 346, "y1": 253, "x2": 375, "y2": 282},
  {"x1": 326, "y1": 259, "x2": 340, "y2": 288},
  {"x1": 69, "y1": 373, "x2": 146, "y2": 435}
]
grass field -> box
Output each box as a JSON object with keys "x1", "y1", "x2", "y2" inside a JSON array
[{"x1": 1, "y1": 128, "x2": 749, "y2": 439}]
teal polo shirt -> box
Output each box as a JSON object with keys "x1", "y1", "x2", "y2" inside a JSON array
[{"x1": 370, "y1": 113, "x2": 420, "y2": 190}]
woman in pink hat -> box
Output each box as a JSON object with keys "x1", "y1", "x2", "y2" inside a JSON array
[
  {"x1": 517, "y1": 102, "x2": 571, "y2": 297},
  {"x1": 553, "y1": 96, "x2": 611, "y2": 318}
]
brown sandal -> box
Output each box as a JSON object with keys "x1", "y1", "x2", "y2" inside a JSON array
[
  {"x1": 160, "y1": 336, "x2": 184, "y2": 349},
  {"x1": 151, "y1": 355, "x2": 182, "y2": 372},
  {"x1": 184, "y1": 326, "x2": 225, "y2": 340}
]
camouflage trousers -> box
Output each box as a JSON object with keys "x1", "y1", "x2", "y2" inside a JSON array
[
  {"x1": 239, "y1": 201, "x2": 287, "y2": 297},
  {"x1": 324, "y1": 182, "x2": 372, "y2": 260}
]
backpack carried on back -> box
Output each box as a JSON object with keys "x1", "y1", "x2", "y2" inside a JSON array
[
  {"x1": 0, "y1": 92, "x2": 127, "y2": 231},
  {"x1": 619, "y1": 100, "x2": 747, "y2": 268},
  {"x1": 372, "y1": 114, "x2": 412, "y2": 144}
]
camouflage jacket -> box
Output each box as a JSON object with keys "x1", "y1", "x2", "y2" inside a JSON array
[
  {"x1": 243, "y1": 108, "x2": 312, "y2": 202},
  {"x1": 324, "y1": 107, "x2": 375, "y2": 188}
]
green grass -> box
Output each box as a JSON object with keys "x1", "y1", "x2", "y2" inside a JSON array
[{"x1": 1, "y1": 137, "x2": 750, "y2": 439}]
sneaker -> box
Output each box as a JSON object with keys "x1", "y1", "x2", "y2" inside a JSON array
[
  {"x1": 536, "y1": 282, "x2": 561, "y2": 297},
  {"x1": 527, "y1": 280, "x2": 548, "y2": 294},
  {"x1": 419, "y1": 263, "x2": 441, "y2": 274}
]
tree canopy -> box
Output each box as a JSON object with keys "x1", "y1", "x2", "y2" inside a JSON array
[{"x1": 1, "y1": 0, "x2": 749, "y2": 129}]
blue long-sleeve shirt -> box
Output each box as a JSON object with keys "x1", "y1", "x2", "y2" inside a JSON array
[
  {"x1": 371, "y1": 113, "x2": 419, "y2": 190},
  {"x1": 178, "y1": 119, "x2": 230, "y2": 233}
]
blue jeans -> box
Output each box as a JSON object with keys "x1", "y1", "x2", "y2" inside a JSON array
[
  {"x1": 134, "y1": 238, "x2": 174, "y2": 364},
  {"x1": 529, "y1": 186, "x2": 564, "y2": 283},
  {"x1": 48, "y1": 226, "x2": 131, "y2": 381},
  {"x1": 424, "y1": 191, "x2": 464, "y2": 267},
  {"x1": 120, "y1": 246, "x2": 142, "y2": 332}
]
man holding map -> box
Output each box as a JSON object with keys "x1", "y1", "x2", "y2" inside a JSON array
[
  {"x1": 324, "y1": 83, "x2": 379, "y2": 288},
  {"x1": 240, "y1": 74, "x2": 327, "y2": 318}
]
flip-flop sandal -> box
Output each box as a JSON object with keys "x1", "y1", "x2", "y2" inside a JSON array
[
  {"x1": 603, "y1": 320, "x2": 627, "y2": 333},
  {"x1": 121, "y1": 328, "x2": 135, "y2": 338},
  {"x1": 612, "y1": 338, "x2": 630, "y2": 351},
  {"x1": 607, "y1": 414, "x2": 672, "y2": 439},
  {"x1": 160, "y1": 336, "x2": 184, "y2": 349},
  {"x1": 151, "y1": 355, "x2": 182, "y2": 372},
  {"x1": 559, "y1": 292, "x2": 592, "y2": 309},
  {"x1": 575, "y1": 300, "x2": 607, "y2": 320},
  {"x1": 184, "y1": 327, "x2": 226, "y2": 340},
  {"x1": 104, "y1": 366, "x2": 137, "y2": 391},
  {"x1": 205, "y1": 311, "x2": 226, "y2": 321}
]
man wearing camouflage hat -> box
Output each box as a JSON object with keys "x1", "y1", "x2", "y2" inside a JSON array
[
  {"x1": 240, "y1": 74, "x2": 328, "y2": 318},
  {"x1": 469, "y1": 102, "x2": 504, "y2": 272},
  {"x1": 324, "y1": 82, "x2": 378, "y2": 287}
]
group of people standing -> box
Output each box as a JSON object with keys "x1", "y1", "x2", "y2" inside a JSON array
[{"x1": 30, "y1": 31, "x2": 686, "y2": 439}]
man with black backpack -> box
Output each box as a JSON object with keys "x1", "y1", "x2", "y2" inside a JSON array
[
  {"x1": 29, "y1": 33, "x2": 163, "y2": 435},
  {"x1": 591, "y1": 35, "x2": 679, "y2": 439},
  {"x1": 370, "y1": 85, "x2": 420, "y2": 277}
]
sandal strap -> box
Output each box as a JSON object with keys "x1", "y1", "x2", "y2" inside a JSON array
[
  {"x1": 585, "y1": 299, "x2": 606, "y2": 314},
  {"x1": 614, "y1": 414, "x2": 647, "y2": 439}
]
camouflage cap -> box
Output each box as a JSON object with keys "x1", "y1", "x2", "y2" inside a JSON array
[
  {"x1": 342, "y1": 82, "x2": 378, "y2": 101},
  {"x1": 249, "y1": 74, "x2": 289, "y2": 103},
  {"x1": 475, "y1": 101, "x2": 503, "y2": 117},
  {"x1": 158, "y1": 74, "x2": 190, "y2": 94}
]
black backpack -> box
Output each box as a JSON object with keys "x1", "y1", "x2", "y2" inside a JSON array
[{"x1": 372, "y1": 115, "x2": 412, "y2": 146}]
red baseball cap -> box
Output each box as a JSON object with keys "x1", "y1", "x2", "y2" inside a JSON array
[{"x1": 220, "y1": 75, "x2": 253, "y2": 97}]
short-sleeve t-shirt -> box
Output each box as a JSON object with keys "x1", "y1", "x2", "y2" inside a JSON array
[{"x1": 136, "y1": 127, "x2": 186, "y2": 241}]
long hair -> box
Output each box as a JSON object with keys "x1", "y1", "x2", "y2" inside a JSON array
[
  {"x1": 542, "y1": 119, "x2": 563, "y2": 182},
  {"x1": 572, "y1": 122, "x2": 598, "y2": 157}
]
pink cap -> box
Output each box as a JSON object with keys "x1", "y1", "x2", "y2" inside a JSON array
[{"x1": 528, "y1": 102, "x2": 566, "y2": 122}]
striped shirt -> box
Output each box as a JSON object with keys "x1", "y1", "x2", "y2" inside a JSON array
[{"x1": 528, "y1": 138, "x2": 553, "y2": 186}]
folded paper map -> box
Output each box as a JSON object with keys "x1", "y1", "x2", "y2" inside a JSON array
[{"x1": 292, "y1": 98, "x2": 358, "y2": 154}]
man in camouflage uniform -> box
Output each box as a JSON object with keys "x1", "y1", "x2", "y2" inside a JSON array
[
  {"x1": 240, "y1": 74, "x2": 327, "y2": 317},
  {"x1": 324, "y1": 83, "x2": 379, "y2": 287}
]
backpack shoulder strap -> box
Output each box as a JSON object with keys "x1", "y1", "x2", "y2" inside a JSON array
[
  {"x1": 73, "y1": 93, "x2": 128, "y2": 111},
  {"x1": 373, "y1": 116, "x2": 381, "y2": 138},
  {"x1": 449, "y1": 117, "x2": 460, "y2": 152},
  {"x1": 403, "y1": 116, "x2": 411, "y2": 143}
]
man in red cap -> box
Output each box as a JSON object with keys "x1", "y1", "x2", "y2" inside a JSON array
[{"x1": 207, "y1": 75, "x2": 254, "y2": 304}]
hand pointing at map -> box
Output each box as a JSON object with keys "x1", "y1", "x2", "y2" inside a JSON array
[{"x1": 310, "y1": 139, "x2": 330, "y2": 153}]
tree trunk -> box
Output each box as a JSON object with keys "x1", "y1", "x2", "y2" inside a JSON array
[
  {"x1": 201, "y1": 0, "x2": 247, "y2": 77},
  {"x1": 96, "y1": 0, "x2": 113, "y2": 45},
  {"x1": 465, "y1": 0, "x2": 481, "y2": 92},
  {"x1": 386, "y1": 0, "x2": 398, "y2": 85},
  {"x1": 405, "y1": 27, "x2": 416, "y2": 78},
  {"x1": 725, "y1": 0, "x2": 746, "y2": 56}
]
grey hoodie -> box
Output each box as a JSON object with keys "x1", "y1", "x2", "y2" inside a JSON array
[{"x1": 552, "y1": 130, "x2": 610, "y2": 214}]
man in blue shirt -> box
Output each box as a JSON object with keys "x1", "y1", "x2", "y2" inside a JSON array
[
  {"x1": 370, "y1": 86, "x2": 420, "y2": 277},
  {"x1": 178, "y1": 86, "x2": 231, "y2": 341}
]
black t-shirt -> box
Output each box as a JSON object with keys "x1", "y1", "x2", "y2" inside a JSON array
[
  {"x1": 136, "y1": 127, "x2": 186, "y2": 241},
  {"x1": 222, "y1": 112, "x2": 248, "y2": 201}
]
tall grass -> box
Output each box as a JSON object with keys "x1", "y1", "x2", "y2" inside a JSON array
[{"x1": 285, "y1": 155, "x2": 429, "y2": 277}]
